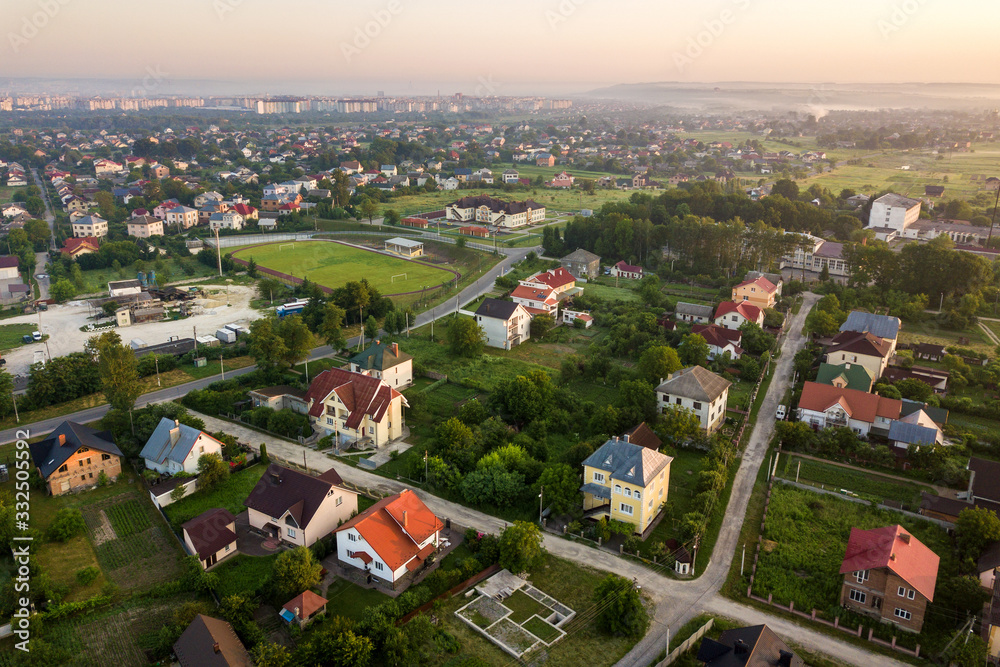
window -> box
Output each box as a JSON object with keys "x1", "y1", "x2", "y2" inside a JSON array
[
  {"x1": 58, "y1": 465, "x2": 67, "y2": 473},
  {"x1": 614, "y1": 484, "x2": 622, "y2": 494},
  {"x1": 327, "y1": 417, "x2": 334, "y2": 425},
  {"x1": 624, "y1": 488, "x2": 632, "y2": 497},
  {"x1": 79, "y1": 447, "x2": 89, "y2": 453},
  {"x1": 907, "y1": 589, "x2": 915, "y2": 600},
  {"x1": 634, "y1": 491, "x2": 641, "y2": 500},
  {"x1": 348, "y1": 533, "x2": 357, "y2": 542},
  {"x1": 894, "y1": 608, "x2": 912, "y2": 621},
  {"x1": 78, "y1": 460, "x2": 84, "y2": 467},
  {"x1": 89, "y1": 473, "x2": 93, "y2": 479},
  {"x1": 86, "y1": 458, "x2": 91, "y2": 465},
  {"x1": 619, "y1": 503, "x2": 633, "y2": 515},
  {"x1": 693, "y1": 402, "x2": 702, "y2": 410},
  {"x1": 675, "y1": 398, "x2": 681, "y2": 405},
  {"x1": 101, "y1": 454, "x2": 111, "y2": 461},
  {"x1": 593, "y1": 472, "x2": 605, "y2": 483},
  {"x1": 855, "y1": 570, "x2": 869, "y2": 584},
  {"x1": 286, "y1": 528, "x2": 296, "y2": 538},
  {"x1": 897, "y1": 586, "x2": 905, "y2": 597},
  {"x1": 375, "y1": 561, "x2": 384, "y2": 571},
  {"x1": 336, "y1": 496, "x2": 343, "y2": 506}
]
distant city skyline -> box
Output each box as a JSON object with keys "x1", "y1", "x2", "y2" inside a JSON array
[{"x1": 2, "y1": 0, "x2": 999, "y2": 96}]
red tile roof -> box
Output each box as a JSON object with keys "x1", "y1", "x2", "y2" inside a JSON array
[
  {"x1": 692, "y1": 323, "x2": 743, "y2": 352},
  {"x1": 714, "y1": 301, "x2": 763, "y2": 323},
  {"x1": 798, "y1": 382, "x2": 901, "y2": 423},
  {"x1": 527, "y1": 267, "x2": 575, "y2": 290},
  {"x1": 827, "y1": 331, "x2": 893, "y2": 360},
  {"x1": 335, "y1": 489, "x2": 443, "y2": 571},
  {"x1": 61, "y1": 237, "x2": 100, "y2": 256},
  {"x1": 511, "y1": 284, "x2": 557, "y2": 305},
  {"x1": 735, "y1": 276, "x2": 778, "y2": 294},
  {"x1": 282, "y1": 590, "x2": 327, "y2": 619},
  {"x1": 614, "y1": 260, "x2": 643, "y2": 273},
  {"x1": 304, "y1": 368, "x2": 404, "y2": 428},
  {"x1": 839, "y1": 525, "x2": 939, "y2": 601}
]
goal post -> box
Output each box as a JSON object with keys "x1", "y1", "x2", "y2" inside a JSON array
[
  {"x1": 391, "y1": 273, "x2": 408, "y2": 283},
  {"x1": 278, "y1": 243, "x2": 295, "y2": 251}
]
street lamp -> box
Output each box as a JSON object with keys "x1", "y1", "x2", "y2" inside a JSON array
[
  {"x1": 989, "y1": 181, "x2": 1000, "y2": 248},
  {"x1": 538, "y1": 485, "x2": 544, "y2": 523}
]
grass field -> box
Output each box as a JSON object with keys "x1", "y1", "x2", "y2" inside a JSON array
[
  {"x1": 379, "y1": 187, "x2": 633, "y2": 218},
  {"x1": 163, "y1": 463, "x2": 266, "y2": 530},
  {"x1": 898, "y1": 318, "x2": 994, "y2": 356},
  {"x1": 777, "y1": 455, "x2": 934, "y2": 510},
  {"x1": 0, "y1": 323, "x2": 37, "y2": 352},
  {"x1": 229, "y1": 239, "x2": 457, "y2": 296}
]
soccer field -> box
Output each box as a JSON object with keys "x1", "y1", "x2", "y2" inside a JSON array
[{"x1": 229, "y1": 240, "x2": 457, "y2": 295}]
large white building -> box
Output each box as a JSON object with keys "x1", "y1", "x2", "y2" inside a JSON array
[
  {"x1": 71, "y1": 215, "x2": 108, "y2": 238},
  {"x1": 656, "y1": 366, "x2": 732, "y2": 434},
  {"x1": 473, "y1": 298, "x2": 531, "y2": 349},
  {"x1": 868, "y1": 193, "x2": 922, "y2": 236},
  {"x1": 445, "y1": 194, "x2": 545, "y2": 229}
]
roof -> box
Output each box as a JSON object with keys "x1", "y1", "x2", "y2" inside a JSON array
[
  {"x1": 173, "y1": 615, "x2": 252, "y2": 667},
  {"x1": 614, "y1": 260, "x2": 643, "y2": 273},
  {"x1": 744, "y1": 271, "x2": 782, "y2": 286},
  {"x1": 919, "y1": 491, "x2": 970, "y2": 520},
  {"x1": 875, "y1": 193, "x2": 922, "y2": 210},
  {"x1": 582, "y1": 438, "x2": 672, "y2": 486},
  {"x1": 900, "y1": 399, "x2": 949, "y2": 425},
  {"x1": 580, "y1": 482, "x2": 611, "y2": 499},
  {"x1": 385, "y1": 237, "x2": 424, "y2": 248},
  {"x1": 696, "y1": 625, "x2": 803, "y2": 667},
  {"x1": 561, "y1": 248, "x2": 600, "y2": 263},
  {"x1": 61, "y1": 237, "x2": 101, "y2": 255},
  {"x1": 798, "y1": 382, "x2": 901, "y2": 423},
  {"x1": 74, "y1": 215, "x2": 106, "y2": 226},
  {"x1": 182, "y1": 509, "x2": 237, "y2": 560},
  {"x1": 914, "y1": 342, "x2": 946, "y2": 356},
  {"x1": 815, "y1": 362, "x2": 874, "y2": 392},
  {"x1": 0, "y1": 256, "x2": 19, "y2": 269},
  {"x1": 888, "y1": 420, "x2": 940, "y2": 446},
  {"x1": 979, "y1": 541, "x2": 1000, "y2": 575},
  {"x1": 244, "y1": 464, "x2": 345, "y2": 531},
  {"x1": 657, "y1": 366, "x2": 732, "y2": 403},
  {"x1": 349, "y1": 340, "x2": 413, "y2": 373},
  {"x1": 692, "y1": 323, "x2": 743, "y2": 353},
  {"x1": 714, "y1": 301, "x2": 763, "y2": 323},
  {"x1": 109, "y1": 279, "x2": 141, "y2": 290},
  {"x1": 447, "y1": 194, "x2": 543, "y2": 215},
  {"x1": 511, "y1": 284, "x2": 557, "y2": 304},
  {"x1": 839, "y1": 525, "x2": 939, "y2": 601},
  {"x1": 622, "y1": 422, "x2": 662, "y2": 450},
  {"x1": 335, "y1": 489, "x2": 443, "y2": 570},
  {"x1": 827, "y1": 331, "x2": 893, "y2": 360},
  {"x1": 303, "y1": 368, "x2": 405, "y2": 426},
  {"x1": 840, "y1": 311, "x2": 901, "y2": 340},
  {"x1": 475, "y1": 297, "x2": 522, "y2": 321},
  {"x1": 675, "y1": 302, "x2": 714, "y2": 318},
  {"x1": 815, "y1": 241, "x2": 845, "y2": 259},
  {"x1": 28, "y1": 421, "x2": 122, "y2": 479},
  {"x1": 282, "y1": 590, "x2": 327, "y2": 619},
  {"x1": 527, "y1": 267, "x2": 575, "y2": 290},
  {"x1": 970, "y1": 457, "x2": 1000, "y2": 503},
  {"x1": 734, "y1": 276, "x2": 778, "y2": 294},
  {"x1": 139, "y1": 418, "x2": 218, "y2": 467},
  {"x1": 248, "y1": 385, "x2": 306, "y2": 399}
]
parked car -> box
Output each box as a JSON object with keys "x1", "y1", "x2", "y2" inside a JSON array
[
  {"x1": 32, "y1": 331, "x2": 42, "y2": 341},
  {"x1": 776, "y1": 404, "x2": 787, "y2": 420},
  {"x1": 21, "y1": 334, "x2": 32, "y2": 344}
]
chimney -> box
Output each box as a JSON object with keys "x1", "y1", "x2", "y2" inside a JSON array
[
  {"x1": 58, "y1": 433, "x2": 66, "y2": 445},
  {"x1": 623, "y1": 433, "x2": 630, "y2": 443},
  {"x1": 213, "y1": 642, "x2": 220, "y2": 654},
  {"x1": 900, "y1": 532, "x2": 910, "y2": 544},
  {"x1": 778, "y1": 650, "x2": 795, "y2": 667},
  {"x1": 391, "y1": 342, "x2": 398, "y2": 357},
  {"x1": 402, "y1": 510, "x2": 408, "y2": 528},
  {"x1": 174, "y1": 419, "x2": 179, "y2": 426},
  {"x1": 733, "y1": 639, "x2": 749, "y2": 655}
]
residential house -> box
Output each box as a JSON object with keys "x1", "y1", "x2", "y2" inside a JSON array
[
  {"x1": 621, "y1": 422, "x2": 662, "y2": 450},
  {"x1": 400, "y1": 217, "x2": 430, "y2": 230},
  {"x1": 743, "y1": 271, "x2": 784, "y2": 296},
  {"x1": 71, "y1": 214, "x2": 108, "y2": 238},
  {"x1": 60, "y1": 237, "x2": 100, "y2": 259},
  {"x1": 713, "y1": 302, "x2": 764, "y2": 331},
  {"x1": 691, "y1": 323, "x2": 743, "y2": 360},
  {"x1": 126, "y1": 215, "x2": 164, "y2": 238},
  {"x1": 839, "y1": 525, "x2": 939, "y2": 633},
  {"x1": 28, "y1": 421, "x2": 123, "y2": 496},
  {"x1": 245, "y1": 464, "x2": 358, "y2": 547},
  {"x1": 152, "y1": 199, "x2": 180, "y2": 219},
  {"x1": 797, "y1": 382, "x2": 901, "y2": 437},
  {"x1": 815, "y1": 362, "x2": 874, "y2": 392},
  {"x1": 824, "y1": 331, "x2": 894, "y2": 380},
  {"x1": 560, "y1": 248, "x2": 601, "y2": 279},
  {"x1": 656, "y1": 366, "x2": 732, "y2": 434},
  {"x1": 232, "y1": 203, "x2": 258, "y2": 220},
  {"x1": 182, "y1": 508, "x2": 238, "y2": 569},
  {"x1": 913, "y1": 343, "x2": 945, "y2": 362},
  {"x1": 173, "y1": 615, "x2": 251, "y2": 667},
  {"x1": 501, "y1": 169, "x2": 520, "y2": 184},
  {"x1": 304, "y1": 368, "x2": 408, "y2": 448},
  {"x1": 349, "y1": 340, "x2": 414, "y2": 389},
  {"x1": 445, "y1": 194, "x2": 545, "y2": 228},
  {"x1": 194, "y1": 191, "x2": 225, "y2": 208},
  {"x1": 867, "y1": 193, "x2": 922, "y2": 237},
  {"x1": 165, "y1": 206, "x2": 199, "y2": 230},
  {"x1": 840, "y1": 312, "x2": 900, "y2": 354},
  {"x1": 334, "y1": 489, "x2": 443, "y2": 590},
  {"x1": 0, "y1": 256, "x2": 19, "y2": 281},
  {"x1": 549, "y1": 171, "x2": 574, "y2": 188},
  {"x1": 888, "y1": 410, "x2": 944, "y2": 450},
  {"x1": 580, "y1": 437, "x2": 672, "y2": 535},
  {"x1": 511, "y1": 284, "x2": 558, "y2": 316},
  {"x1": 674, "y1": 302, "x2": 714, "y2": 325},
  {"x1": 696, "y1": 625, "x2": 803, "y2": 667},
  {"x1": 523, "y1": 267, "x2": 576, "y2": 296},
  {"x1": 209, "y1": 210, "x2": 245, "y2": 231},
  {"x1": 731, "y1": 276, "x2": 778, "y2": 310},
  {"x1": 882, "y1": 365, "x2": 949, "y2": 394},
  {"x1": 609, "y1": 260, "x2": 643, "y2": 280},
  {"x1": 966, "y1": 458, "x2": 1000, "y2": 513},
  {"x1": 280, "y1": 591, "x2": 327, "y2": 628},
  {"x1": 139, "y1": 418, "x2": 225, "y2": 475},
  {"x1": 474, "y1": 298, "x2": 531, "y2": 349},
  {"x1": 561, "y1": 308, "x2": 593, "y2": 328}
]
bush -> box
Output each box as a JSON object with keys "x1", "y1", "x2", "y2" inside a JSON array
[
  {"x1": 75, "y1": 567, "x2": 100, "y2": 586},
  {"x1": 48, "y1": 508, "x2": 86, "y2": 542}
]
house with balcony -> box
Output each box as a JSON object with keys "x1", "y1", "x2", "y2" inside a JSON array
[
  {"x1": 349, "y1": 340, "x2": 413, "y2": 389},
  {"x1": 731, "y1": 276, "x2": 778, "y2": 310},
  {"x1": 796, "y1": 382, "x2": 901, "y2": 437},
  {"x1": 656, "y1": 366, "x2": 731, "y2": 434},
  {"x1": 474, "y1": 298, "x2": 530, "y2": 349},
  {"x1": 303, "y1": 368, "x2": 407, "y2": 449},
  {"x1": 71, "y1": 215, "x2": 108, "y2": 238},
  {"x1": 580, "y1": 437, "x2": 672, "y2": 536}
]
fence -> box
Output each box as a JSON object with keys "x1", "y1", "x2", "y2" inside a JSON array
[
  {"x1": 654, "y1": 619, "x2": 714, "y2": 667},
  {"x1": 396, "y1": 563, "x2": 502, "y2": 626}
]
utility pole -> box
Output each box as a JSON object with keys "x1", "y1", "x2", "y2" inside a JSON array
[
  {"x1": 214, "y1": 226, "x2": 222, "y2": 277},
  {"x1": 987, "y1": 179, "x2": 1000, "y2": 247},
  {"x1": 154, "y1": 355, "x2": 161, "y2": 387},
  {"x1": 424, "y1": 450, "x2": 428, "y2": 483},
  {"x1": 12, "y1": 392, "x2": 18, "y2": 423},
  {"x1": 740, "y1": 543, "x2": 746, "y2": 576},
  {"x1": 538, "y1": 485, "x2": 544, "y2": 523},
  {"x1": 405, "y1": 312, "x2": 409, "y2": 338},
  {"x1": 220, "y1": 352, "x2": 225, "y2": 381}
]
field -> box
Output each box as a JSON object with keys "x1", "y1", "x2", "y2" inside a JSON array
[
  {"x1": 378, "y1": 187, "x2": 634, "y2": 218},
  {"x1": 897, "y1": 318, "x2": 995, "y2": 356},
  {"x1": 213, "y1": 553, "x2": 278, "y2": 598},
  {"x1": 0, "y1": 323, "x2": 38, "y2": 352},
  {"x1": 776, "y1": 455, "x2": 935, "y2": 511},
  {"x1": 229, "y1": 239, "x2": 457, "y2": 296},
  {"x1": 163, "y1": 463, "x2": 266, "y2": 530}
]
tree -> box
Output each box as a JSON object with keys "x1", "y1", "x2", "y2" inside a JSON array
[
  {"x1": 364, "y1": 315, "x2": 379, "y2": 344},
  {"x1": 449, "y1": 317, "x2": 486, "y2": 358},
  {"x1": 679, "y1": 334, "x2": 709, "y2": 368},
  {"x1": 594, "y1": 574, "x2": 649, "y2": 638},
  {"x1": 196, "y1": 453, "x2": 229, "y2": 489},
  {"x1": 383, "y1": 209, "x2": 400, "y2": 226},
  {"x1": 537, "y1": 464, "x2": 581, "y2": 516},
  {"x1": 246, "y1": 256, "x2": 258, "y2": 278},
  {"x1": 258, "y1": 276, "x2": 283, "y2": 304},
  {"x1": 317, "y1": 302, "x2": 347, "y2": 350},
  {"x1": 956, "y1": 506, "x2": 1000, "y2": 562},
  {"x1": 91, "y1": 331, "x2": 141, "y2": 412},
  {"x1": 273, "y1": 546, "x2": 323, "y2": 598},
  {"x1": 0, "y1": 370, "x2": 14, "y2": 420},
  {"x1": 499, "y1": 521, "x2": 544, "y2": 573},
  {"x1": 530, "y1": 313, "x2": 555, "y2": 339},
  {"x1": 276, "y1": 315, "x2": 315, "y2": 369},
  {"x1": 638, "y1": 345, "x2": 682, "y2": 384},
  {"x1": 49, "y1": 278, "x2": 76, "y2": 303},
  {"x1": 48, "y1": 507, "x2": 86, "y2": 541},
  {"x1": 250, "y1": 642, "x2": 291, "y2": 667},
  {"x1": 259, "y1": 443, "x2": 269, "y2": 464},
  {"x1": 771, "y1": 178, "x2": 800, "y2": 200},
  {"x1": 358, "y1": 197, "x2": 379, "y2": 224},
  {"x1": 248, "y1": 318, "x2": 289, "y2": 374}
]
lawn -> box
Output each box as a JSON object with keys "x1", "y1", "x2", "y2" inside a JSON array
[
  {"x1": 502, "y1": 590, "x2": 548, "y2": 623},
  {"x1": 213, "y1": 553, "x2": 279, "y2": 598},
  {"x1": 76, "y1": 257, "x2": 216, "y2": 295},
  {"x1": 162, "y1": 463, "x2": 266, "y2": 530},
  {"x1": 898, "y1": 317, "x2": 994, "y2": 356},
  {"x1": 0, "y1": 323, "x2": 37, "y2": 352},
  {"x1": 376, "y1": 186, "x2": 633, "y2": 218},
  {"x1": 324, "y1": 576, "x2": 393, "y2": 621},
  {"x1": 229, "y1": 239, "x2": 457, "y2": 296},
  {"x1": 777, "y1": 455, "x2": 935, "y2": 510},
  {"x1": 581, "y1": 282, "x2": 642, "y2": 303}
]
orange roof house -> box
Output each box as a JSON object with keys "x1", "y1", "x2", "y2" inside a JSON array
[
  {"x1": 510, "y1": 284, "x2": 558, "y2": 316},
  {"x1": 61, "y1": 237, "x2": 100, "y2": 258},
  {"x1": 334, "y1": 489, "x2": 443, "y2": 589},
  {"x1": 731, "y1": 276, "x2": 778, "y2": 309},
  {"x1": 839, "y1": 525, "x2": 939, "y2": 632},
  {"x1": 713, "y1": 301, "x2": 764, "y2": 331},
  {"x1": 523, "y1": 266, "x2": 576, "y2": 294},
  {"x1": 280, "y1": 590, "x2": 328, "y2": 628},
  {"x1": 797, "y1": 381, "x2": 901, "y2": 437}
]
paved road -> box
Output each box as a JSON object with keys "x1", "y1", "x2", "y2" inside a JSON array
[
  {"x1": 0, "y1": 244, "x2": 536, "y2": 444},
  {"x1": 29, "y1": 168, "x2": 57, "y2": 253}
]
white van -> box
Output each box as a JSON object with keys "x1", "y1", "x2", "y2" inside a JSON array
[{"x1": 775, "y1": 405, "x2": 787, "y2": 420}]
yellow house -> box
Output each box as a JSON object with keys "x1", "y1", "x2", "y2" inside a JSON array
[
  {"x1": 731, "y1": 276, "x2": 778, "y2": 310},
  {"x1": 580, "y1": 438, "x2": 672, "y2": 535}
]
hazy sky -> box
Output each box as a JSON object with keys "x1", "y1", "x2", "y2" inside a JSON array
[{"x1": 2, "y1": 0, "x2": 998, "y2": 95}]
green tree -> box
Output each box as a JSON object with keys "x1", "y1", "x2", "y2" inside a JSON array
[
  {"x1": 364, "y1": 315, "x2": 379, "y2": 344},
  {"x1": 196, "y1": 453, "x2": 229, "y2": 489},
  {"x1": 449, "y1": 317, "x2": 486, "y2": 358},
  {"x1": 594, "y1": 574, "x2": 649, "y2": 638},
  {"x1": 956, "y1": 506, "x2": 1000, "y2": 562},
  {"x1": 47, "y1": 508, "x2": 86, "y2": 542},
  {"x1": 537, "y1": 464, "x2": 581, "y2": 516},
  {"x1": 246, "y1": 256, "x2": 258, "y2": 278},
  {"x1": 273, "y1": 546, "x2": 323, "y2": 598},
  {"x1": 317, "y1": 302, "x2": 347, "y2": 350},
  {"x1": 91, "y1": 331, "x2": 141, "y2": 412},
  {"x1": 383, "y1": 209, "x2": 400, "y2": 226},
  {"x1": 679, "y1": 334, "x2": 709, "y2": 368},
  {"x1": 358, "y1": 197, "x2": 379, "y2": 224},
  {"x1": 250, "y1": 642, "x2": 291, "y2": 667},
  {"x1": 248, "y1": 318, "x2": 289, "y2": 374},
  {"x1": 277, "y1": 315, "x2": 315, "y2": 368},
  {"x1": 49, "y1": 278, "x2": 76, "y2": 303},
  {"x1": 638, "y1": 345, "x2": 682, "y2": 384},
  {"x1": 530, "y1": 313, "x2": 555, "y2": 339},
  {"x1": 0, "y1": 370, "x2": 14, "y2": 419},
  {"x1": 258, "y1": 276, "x2": 283, "y2": 304},
  {"x1": 499, "y1": 521, "x2": 544, "y2": 573}
]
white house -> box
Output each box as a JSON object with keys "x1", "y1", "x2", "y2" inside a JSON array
[
  {"x1": 139, "y1": 418, "x2": 224, "y2": 475},
  {"x1": 562, "y1": 309, "x2": 593, "y2": 328},
  {"x1": 303, "y1": 368, "x2": 408, "y2": 448},
  {"x1": 609, "y1": 260, "x2": 643, "y2": 279},
  {"x1": 868, "y1": 193, "x2": 922, "y2": 234},
  {"x1": 334, "y1": 489, "x2": 443, "y2": 590},
  {"x1": 71, "y1": 215, "x2": 108, "y2": 239},
  {"x1": 348, "y1": 340, "x2": 414, "y2": 389},
  {"x1": 474, "y1": 298, "x2": 531, "y2": 349},
  {"x1": 166, "y1": 206, "x2": 199, "y2": 230},
  {"x1": 797, "y1": 381, "x2": 902, "y2": 438},
  {"x1": 209, "y1": 210, "x2": 245, "y2": 231},
  {"x1": 713, "y1": 301, "x2": 764, "y2": 331},
  {"x1": 656, "y1": 366, "x2": 732, "y2": 434}
]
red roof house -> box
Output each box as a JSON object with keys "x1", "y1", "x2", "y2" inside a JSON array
[
  {"x1": 511, "y1": 284, "x2": 558, "y2": 315},
  {"x1": 524, "y1": 267, "x2": 576, "y2": 294},
  {"x1": 61, "y1": 237, "x2": 101, "y2": 258},
  {"x1": 458, "y1": 225, "x2": 489, "y2": 238},
  {"x1": 304, "y1": 368, "x2": 408, "y2": 448},
  {"x1": 797, "y1": 381, "x2": 901, "y2": 437},
  {"x1": 280, "y1": 590, "x2": 328, "y2": 628},
  {"x1": 610, "y1": 260, "x2": 643, "y2": 279},
  {"x1": 713, "y1": 301, "x2": 764, "y2": 330}
]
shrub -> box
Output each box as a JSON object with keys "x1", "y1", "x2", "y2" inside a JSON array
[
  {"x1": 48, "y1": 508, "x2": 86, "y2": 542},
  {"x1": 75, "y1": 567, "x2": 100, "y2": 586}
]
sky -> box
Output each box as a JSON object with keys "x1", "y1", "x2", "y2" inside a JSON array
[{"x1": 1, "y1": 0, "x2": 999, "y2": 96}]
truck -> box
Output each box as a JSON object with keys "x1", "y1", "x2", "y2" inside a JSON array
[
  {"x1": 215, "y1": 328, "x2": 237, "y2": 344},
  {"x1": 276, "y1": 299, "x2": 309, "y2": 319}
]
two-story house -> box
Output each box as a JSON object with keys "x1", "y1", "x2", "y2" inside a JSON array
[
  {"x1": 182, "y1": 508, "x2": 238, "y2": 570},
  {"x1": 165, "y1": 205, "x2": 199, "y2": 230},
  {"x1": 560, "y1": 248, "x2": 601, "y2": 279},
  {"x1": 713, "y1": 301, "x2": 764, "y2": 331},
  {"x1": 126, "y1": 215, "x2": 164, "y2": 238},
  {"x1": 139, "y1": 418, "x2": 225, "y2": 475},
  {"x1": 304, "y1": 368, "x2": 408, "y2": 448},
  {"x1": 474, "y1": 298, "x2": 530, "y2": 349},
  {"x1": 71, "y1": 214, "x2": 108, "y2": 238},
  {"x1": 510, "y1": 284, "x2": 558, "y2": 316},
  {"x1": 691, "y1": 323, "x2": 743, "y2": 360},
  {"x1": 839, "y1": 525, "x2": 939, "y2": 633},
  {"x1": 824, "y1": 331, "x2": 894, "y2": 380},
  {"x1": 28, "y1": 421, "x2": 123, "y2": 496},
  {"x1": 245, "y1": 464, "x2": 358, "y2": 548},
  {"x1": 797, "y1": 382, "x2": 901, "y2": 437},
  {"x1": 334, "y1": 489, "x2": 443, "y2": 590},
  {"x1": 656, "y1": 366, "x2": 732, "y2": 434},
  {"x1": 349, "y1": 340, "x2": 413, "y2": 389},
  {"x1": 731, "y1": 276, "x2": 778, "y2": 310},
  {"x1": 523, "y1": 267, "x2": 576, "y2": 296},
  {"x1": 839, "y1": 311, "x2": 900, "y2": 357},
  {"x1": 580, "y1": 438, "x2": 672, "y2": 535}
]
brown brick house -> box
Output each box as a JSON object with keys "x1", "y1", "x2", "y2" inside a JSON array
[
  {"x1": 28, "y1": 421, "x2": 123, "y2": 496},
  {"x1": 838, "y1": 525, "x2": 940, "y2": 632}
]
